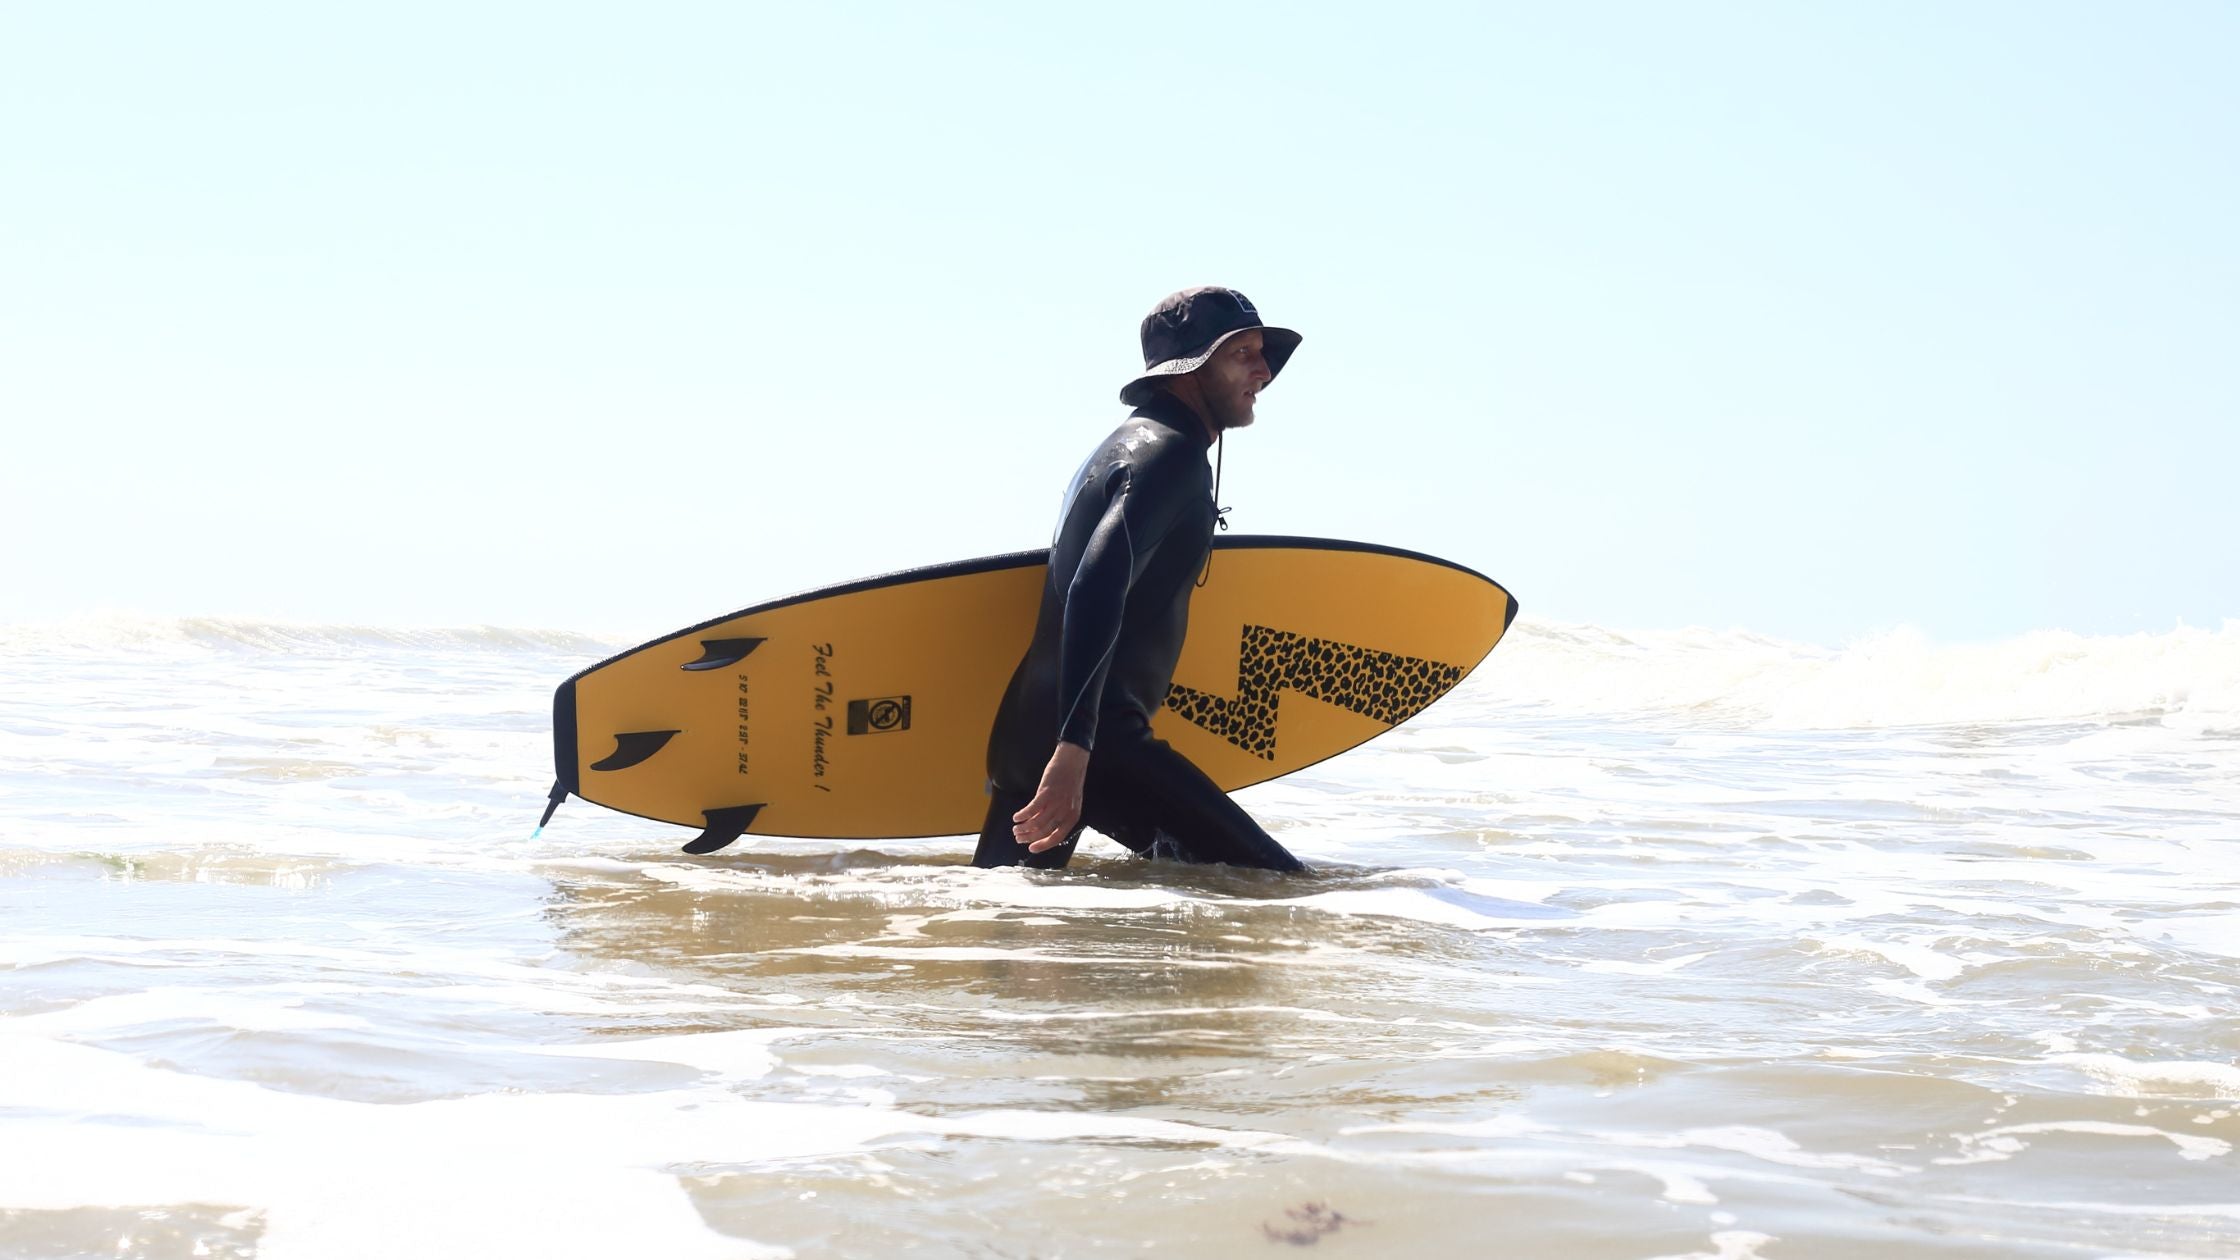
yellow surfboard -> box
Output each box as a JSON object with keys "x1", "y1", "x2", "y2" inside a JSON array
[{"x1": 548, "y1": 536, "x2": 1516, "y2": 850}]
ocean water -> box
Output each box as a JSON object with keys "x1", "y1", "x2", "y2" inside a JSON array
[{"x1": 3, "y1": 615, "x2": 2238, "y2": 1259}]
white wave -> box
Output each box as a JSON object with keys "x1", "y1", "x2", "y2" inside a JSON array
[
  {"x1": 2052, "y1": 1054, "x2": 2240, "y2": 1101},
  {"x1": 1955, "y1": 1121, "x2": 2231, "y2": 1163},
  {"x1": 1469, "y1": 618, "x2": 2240, "y2": 729},
  {"x1": 0, "y1": 613, "x2": 622, "y2": 657},
  {"x1": 1279, "y1": 886, "x2": 1572, "y2": 931},
  {"x1": 1810, "y1": 934, "x2": 1970, "y2": 982},
  {"x1": 1642, "y1": 1232, "x2": 1780, "y2": 1260},
  {"x1": 11, "y1": 612, "x2": 2238, "y2": 732},
  {"x1": 0, "y1": 1029, "x2": 1288, "y2": 1259}
]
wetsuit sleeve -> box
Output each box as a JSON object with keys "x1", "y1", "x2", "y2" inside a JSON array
[{"x1": 1053, "y1": 455, "x2": 1200, "y2": 751}]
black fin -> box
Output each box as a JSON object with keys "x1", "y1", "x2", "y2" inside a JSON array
[
  {"x1": 681, "y1": 637, "x2": 765, "y2": 671},
  {"x1": 682, "y1": 804, "x2": 765, "y2": 854},
  {"x1": 589, "y1": 729, "x2": 681, "y2": 772}
]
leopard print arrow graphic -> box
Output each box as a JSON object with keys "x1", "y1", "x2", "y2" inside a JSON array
[{"x1": 1163, "y1": 625, "x2": 1466, "y2": 760}]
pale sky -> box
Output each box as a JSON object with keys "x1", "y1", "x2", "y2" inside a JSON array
[{"x1": 4, "y1": 2, "x2": 2234, "y2": 645}]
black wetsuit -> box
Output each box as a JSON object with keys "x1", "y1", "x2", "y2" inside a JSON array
[{"x1": 975, "y1": 392, "x2": 1306, "y2": 872}]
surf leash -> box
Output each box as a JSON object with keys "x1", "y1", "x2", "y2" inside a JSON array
[{"x1": 532, "y1": 780, "x2": 566, "y2": 838}]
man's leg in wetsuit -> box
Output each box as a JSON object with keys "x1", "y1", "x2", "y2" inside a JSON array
[
  {"x1": 972, "y1": 789, "x2": 1083, "y2": 869},
  {"x1": 1081, "y1": 717, "x2": 1307, "y2": 872}
]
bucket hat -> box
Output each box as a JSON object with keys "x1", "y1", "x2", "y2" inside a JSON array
[{"x1": 1118, "y1": 286, "x2": 1302, "y2": 405}]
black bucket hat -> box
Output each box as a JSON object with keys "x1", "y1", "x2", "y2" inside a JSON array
[{"x1": 1118, "y1": 286, "x2": 1302, "y2": 405}]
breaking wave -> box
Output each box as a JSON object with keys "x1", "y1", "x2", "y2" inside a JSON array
[
  {"x1": 0, "y1": 614, "x2": 623, "y2": 658},
  {"x1": 1482, "y1": 618, "x2": 2240, "y2": 730},
  {"x1": 7, "y1": 614, "x2": 2238, "y2": 731}
]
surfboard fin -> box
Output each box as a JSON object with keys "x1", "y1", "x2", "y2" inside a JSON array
[
  {"x1": 589, "y1": 729, "x2": 681, "y2": 772},
  {"x1": 681, "y1": 638, "x2": 764, "y2": 671},
  {"x1": 682, "y1": 804, "x2": 764, "y2": 855}
]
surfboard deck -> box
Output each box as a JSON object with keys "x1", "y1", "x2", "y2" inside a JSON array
[{"x1": 550, "y1": 536, "x2": 1517, "y2": 846}]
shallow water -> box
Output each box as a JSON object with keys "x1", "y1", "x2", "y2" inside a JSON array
[{"x1": 3, "y1": 617, "x2": 2237, "y2": 1258}]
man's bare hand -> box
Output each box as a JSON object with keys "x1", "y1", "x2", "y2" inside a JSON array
[{"x1": 1012, "y1": 741, "x2": 1090, "y2": 852}]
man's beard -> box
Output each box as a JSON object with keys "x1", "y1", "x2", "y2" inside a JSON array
[{"x1": 1208, "y1": 389, "x2": 1256, "y2": 431}]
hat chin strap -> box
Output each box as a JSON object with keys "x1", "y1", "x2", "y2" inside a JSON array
[{"x1": 1196, "y1": 433, "x2": 1230, "y2": 590}]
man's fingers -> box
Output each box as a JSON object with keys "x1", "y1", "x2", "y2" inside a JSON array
[
  {"x1": 1002, "y1": 743, "x2": 1091, "y2": 854},
  {"x1": 1009, "y1": 797, "x2": 1078, "y2": 851},
  {"x1": 1026, "y1": 812, "x2": 1079, "y2": 852},
  {"x1": 1012, "y1": 793, "x2": 1069, "y2": 831}
]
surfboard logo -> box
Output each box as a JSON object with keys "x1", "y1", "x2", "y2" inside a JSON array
[
  {"x1": 847, "y1": 696, "x2": 912, "y2": 735},
  {"x1": 1165, "y1": 625, "x2": 1465, "y2": 760}
]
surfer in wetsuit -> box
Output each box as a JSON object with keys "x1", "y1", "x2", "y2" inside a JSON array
[{"x1": 975, "y1": 287, "x2": 1308, "y2": 872}]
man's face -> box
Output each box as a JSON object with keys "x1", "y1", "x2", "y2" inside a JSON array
[{"x1": 1193, "y1": 330, "x2": 1273, "y2": 431}]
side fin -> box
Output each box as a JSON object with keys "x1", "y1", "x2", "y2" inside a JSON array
[
  {"x1": 682, "y1": 638, "x2": 765, "y2": 671},
  {"x1": 589, "y1": 730, "x2": 681, "y2": 772},
  {"x1": 682, "y1": 804, "x2": 765, "y2": 855}
]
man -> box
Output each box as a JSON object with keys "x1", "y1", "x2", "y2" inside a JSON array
[{"x1": 973, "y1": 286, "x2": 1308, "y2": 872}]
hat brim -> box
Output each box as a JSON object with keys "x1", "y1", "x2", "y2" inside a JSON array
[{"x1": 1119, "y1": 326, "x2": 1302, "y2": 405}]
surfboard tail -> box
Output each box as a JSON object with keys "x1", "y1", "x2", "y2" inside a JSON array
[
  {"x1": 536, "y1": 678, "x2": 583, "y2": 836},
  {"x1": 552, "y1": 677, "x2": 582, "y2": 799}
]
